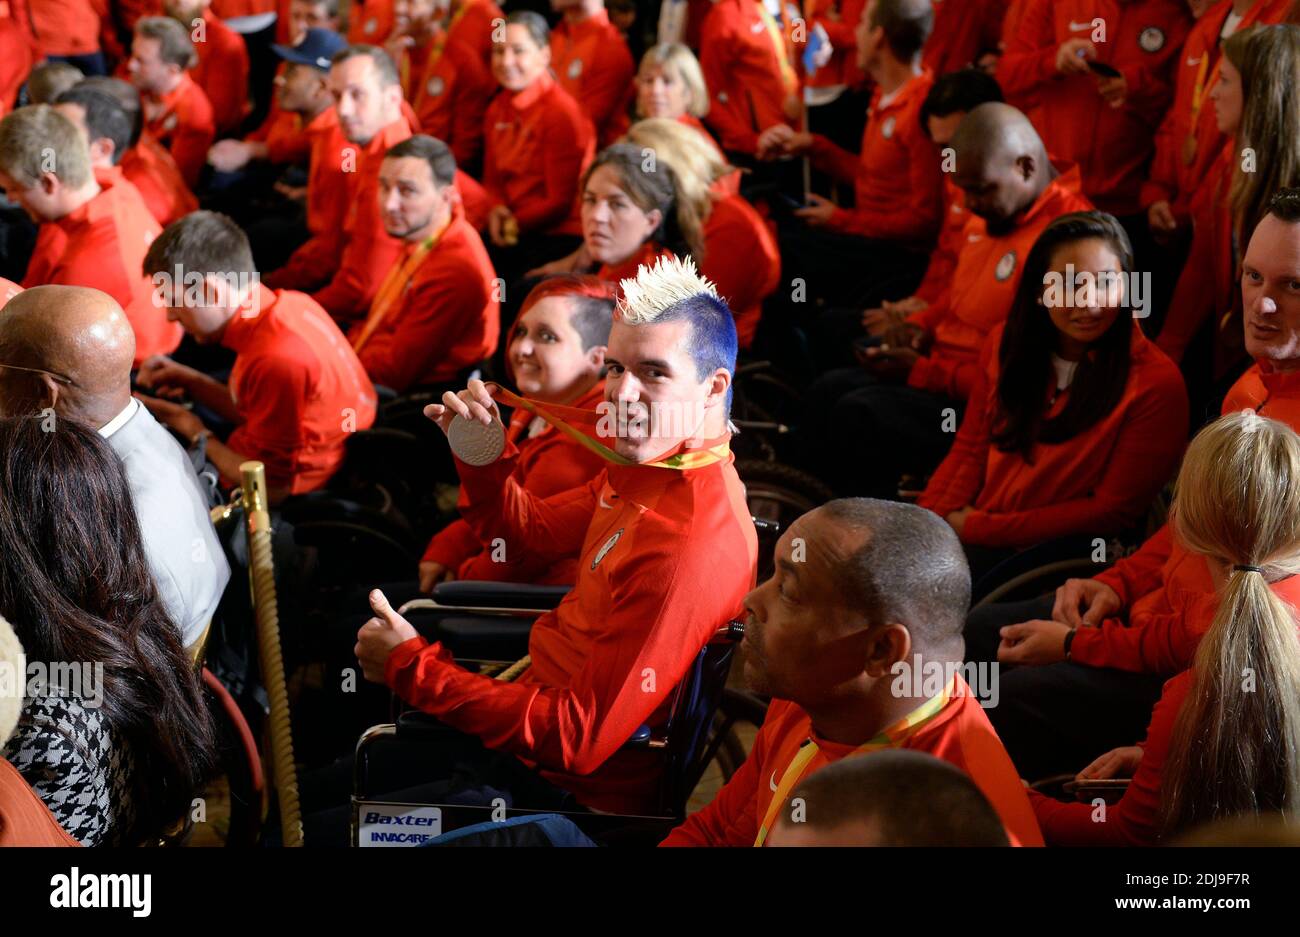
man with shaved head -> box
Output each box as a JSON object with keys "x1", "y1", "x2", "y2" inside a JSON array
[
  {"x1": 801, "y1": 102, "x2": 1092, "y2": 497},
  {"x1": 661, "y1": 498, "x2": 1042, "y2": 847},
  {"x1": 0, "y1": 285, "x2": 229, "y2": 648}
]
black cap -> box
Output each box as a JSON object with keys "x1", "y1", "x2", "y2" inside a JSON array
[{"x1": 271, "y1": 28, "x2": 349, "y2": 72}]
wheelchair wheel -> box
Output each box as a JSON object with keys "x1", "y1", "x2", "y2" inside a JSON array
[{"x1": 737, "y1": 460, "x2": 833, "y2": 577}]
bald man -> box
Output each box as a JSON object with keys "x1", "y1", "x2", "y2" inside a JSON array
[
  {"x1": 801, "y1": 102, "x2": 1092, "y2": 497},
  {"x1": 0, "y1": 286, "x2": 229, "y2": 648}
]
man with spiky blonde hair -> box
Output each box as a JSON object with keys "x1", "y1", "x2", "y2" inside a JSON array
[{"x1": 335, "y1": 257, "x2": 756, "y2": 837}]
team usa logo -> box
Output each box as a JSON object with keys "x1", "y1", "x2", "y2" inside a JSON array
[
  {"x1": 568, "y1": 59, "x2": 584, "y2": 80},
  {"x1": 994, "y1": 250, "x2": 1017, "y2": 281},
  {"x1": 591, "y1": 529, "x2": 624, "y2": 569},
  {"x1": 881, "y1": 116, "x2": 896, "y2": 140},
  {"x1": 1139, "y1": 26, "x2": 1165, "y2": 53}
]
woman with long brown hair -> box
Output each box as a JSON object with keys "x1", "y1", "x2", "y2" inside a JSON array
[
  {"x1": 1032, "y1": 410, "x2": 1300, "y2": 844},
  {"x1": 1156, "y1": 24, "x2": 1300, "y2": 372},
  {"x1": 0, "y1": 418, "x2": 216, "y2": 845}
]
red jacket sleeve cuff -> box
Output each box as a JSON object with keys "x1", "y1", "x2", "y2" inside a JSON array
[
  {"x1": 1065, "y1": 619, "x2": 1119, "y2": 668},
  {"x1": 385, "y1": 634, "x2": 433, "y2": 690},
  {"x1": 960, "y1": 510, "x2": 994, "y2": 545}
]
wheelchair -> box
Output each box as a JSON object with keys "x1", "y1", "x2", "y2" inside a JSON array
[
  {"x1": 350, "y1": 613, "x2": 746, "y2": 847},
  {"x1": 347, "y1": 513, "x2": 783, "y2": 846}
]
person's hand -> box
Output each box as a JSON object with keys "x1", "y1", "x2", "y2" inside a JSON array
[
  {"x1": 1056, "y1": 38, "x2": 1097, "y2": 75},
  {"x1": 793, "y1": 192, "x2": 837, "y2": 226},
  {"x1": 383, "y1": 32, "x2": 415, "y2": 64},
  {"x1": 1076, "y1": 745, "x2": 1143, "y2": 782},
  {"x1": 273, "y1": 180, "x2": 307, "y2": 202},
  {"x1": 423, "y1": 378, "x2": 503, "y2": 437},
  {"x1": 208, "y1": 138, "x2": 254, "y2": 173},
  {"x1": 1096, "y1": 73, "x2": 1127, "y2": 109},
  {"x1": 136, "y1": 354, "x2": 199, "y2": 400},
  {"x1": 1052, "y1": 577, "x2": 1122, "y2": 628},
  {"x1": 881, "y1": 320, "x2": 930, "y2": 354},
  {"x1": 418, "y1": 561, "x2": 454, "y2": 593},
  {"x1": 525, "y1": 243, "x2": 589, "y2": 278},
  {"x1": 862, "y1": 297, "x2": 927, "y2": 334},
  {"x1": 487, "y1": 205, "x2": 515, "y2": 247},
  {"x1": 756, "y1": 126, "x2": 812, "y2": 160},
  {"x1": 355, "y1": 588, "x2": 420, "y2": 683},
  {"x1": 857, "y1": 344, "x2": 920, "y2": 381},
  {"x1": 996, "y1": 619, "x2": 1073, "y2": 666},
  {"x1": 1148, "y1": 200, "x2": 1178, "y2": 239},
  {"x1": 756, "y1": 124, "x2": 795, "y2": 159},
  {"x1": 136, "y1": 394, "x2": 205, "y2": 442},
  {"x1": 946, "y1": 505, "x2": 974, "y2": 537}
]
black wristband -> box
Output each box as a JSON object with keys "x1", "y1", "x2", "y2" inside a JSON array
[{"x1": 1063, "y1": 627, "x2": 1077, "y2": 659}]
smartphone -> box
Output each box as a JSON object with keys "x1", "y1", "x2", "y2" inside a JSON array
[{"x1": 1086, "y1": 59, "x2": 1122, "y2": 79}]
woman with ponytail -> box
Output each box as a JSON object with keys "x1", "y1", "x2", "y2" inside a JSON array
[
  {"x1": 527, "y1": 141, "x2": 705, "y2": 293},
  {"x1": 623, "y1": 118, "x2": 780, "y2": 349},
  {"x1": 1032, "y1": 410, "x2": 1300, "y2": 844}
]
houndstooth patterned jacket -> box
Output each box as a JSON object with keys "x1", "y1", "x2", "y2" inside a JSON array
[{"x1": 1, "y1": 686, "x2": 137, "y2": 846}]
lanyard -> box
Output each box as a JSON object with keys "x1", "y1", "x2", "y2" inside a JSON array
[
  {"x1": 351, "y1": 217, "x2": 451, "y2": 353},
  {"x1": 412, "y1": 0, "x2": 476, "y2": 112},
  {"x1": 754, "y1": 679, "x2": 954, "y2": 846},
  {"x1": 757, "y1": 1, "x2": 800, "y2": 96}
]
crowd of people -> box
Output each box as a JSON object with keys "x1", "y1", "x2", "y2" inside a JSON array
[{"x1": 1, "y1": 0, "x2": 1299, "y2": 849}]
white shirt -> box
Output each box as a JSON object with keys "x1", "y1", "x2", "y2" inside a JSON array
[
  {"x1": 1051, "y1": 354, "x2": 1080, "y2": 392},
  {"x1": 1221, "y1": 11, "x2": 1245, "y2": 40},
  {"x1": 97, "y1": 397, "x2": 140, "y2": 439}
]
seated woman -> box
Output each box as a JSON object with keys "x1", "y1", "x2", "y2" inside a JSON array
[
  {"x1": 0, "y1": 614, "x2": 78, "y2": 847},
  {"x1": 528, "y1": 142, "x2": 704, "y2": 291},
  {"x1": 918, "y1": 212, "x2": 1188, "y2": 587},
  {"x1": 0, "y1": 418, "x2": 215, "y2": 846},
  {"x1": 1031, "y1": 410, "x2": 1300, "y2": 845},
  {"x1": 418, "y1": 275, "x2": 617, "y2": 590},
  {"x1": 481, "y1": 11, "x2": 597, "y2": 284},
  {"x1": 624, "y1": 118, "x2": 780, "y2": 350},
  {"x1": 634, "y1": 42, "x2": 738, "y2": 196}
]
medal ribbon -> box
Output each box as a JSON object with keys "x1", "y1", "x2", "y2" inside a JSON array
[
  {"x1": 486, "y1": 384, "x2": 731, "y2": 471},
  {"x1": 754, "y1": 678, "x2": 955, "y2": 846},
  {"x1": 352, "y1": 217, "x2": 451, "y2": 353}
]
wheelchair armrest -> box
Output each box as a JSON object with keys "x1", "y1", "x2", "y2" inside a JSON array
[
  {"x1": 396, "y1": 710, "x2": 454, "y2": 739},
  {"x1": 397, "y1": 708, "x2": 660, "y2": 750},
  {"x1": 433, "y1": 581, "x2": 572, "y2": 611}
]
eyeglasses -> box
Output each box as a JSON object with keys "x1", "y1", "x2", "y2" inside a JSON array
[{"x1": 0, "y1": 363, "x2": 77, "y2": 387}]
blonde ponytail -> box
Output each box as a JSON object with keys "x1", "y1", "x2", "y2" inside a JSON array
[{"x1": 1162, "y1": 410, "x2": 1300, "y2": 836}]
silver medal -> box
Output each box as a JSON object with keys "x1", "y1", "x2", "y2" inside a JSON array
[{"x1": 447, "y1": 413, "x2": 506, "y2": 466}]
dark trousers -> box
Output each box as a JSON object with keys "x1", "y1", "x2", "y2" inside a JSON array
[
  {"x1": 776, "y1": 222, "x2": 930, "y2": 312},
  {"x1": 300, "y1": 726, "x2": 581, "y2": 846},
  {"x1": 799, "y1": 366, "x2": 961, "y2": 497},
  {"x1": 806, "y1": 89, "x2": 871, "y2": 202},
  {"x1": 964, "y1": 594, "x2": 1166, "y2": 780}
]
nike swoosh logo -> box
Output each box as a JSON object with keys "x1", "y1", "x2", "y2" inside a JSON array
[
  {"x1": 1068, "y1": 20, "x2": 1093, "y2": 31},
  {"x1": 599, "y1": 495, "x2": 614, "y2": 509},
  {"x1": 751, "y1": 21, "x2": 766, "y2": 33},
  {"x1": 769, "y1": 770, "x2": 779, "y2": 792},
  {"x1": 1186, "y1": 55, "x2": 1202, "y2": 66}
]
